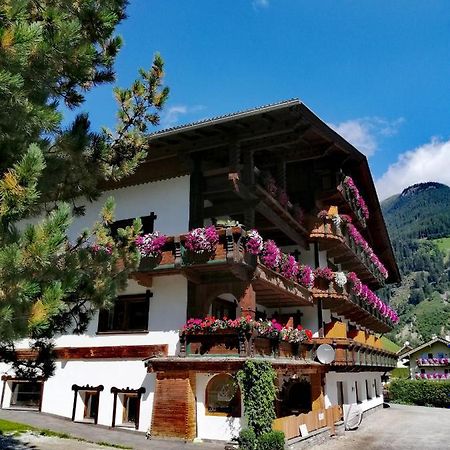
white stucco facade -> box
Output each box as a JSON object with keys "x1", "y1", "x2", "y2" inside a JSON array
[
  {"x1": 196, "y1": 373, "x2": 243, "y2": 441},
  {"x1": 324, "y1": 371, "x2": 384, "y2": 420}
]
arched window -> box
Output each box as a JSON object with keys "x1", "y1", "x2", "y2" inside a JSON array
[{"x1": 205, "y1": 373, "x2": 241, "y2": 417}]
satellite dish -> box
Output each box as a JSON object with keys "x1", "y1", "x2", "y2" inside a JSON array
[{"x1": 316, "y1": 344, "x2": 335, "y2": 364}]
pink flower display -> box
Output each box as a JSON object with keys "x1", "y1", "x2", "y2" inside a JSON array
[
  {"x1": 346, "y1": 223, "x2": 389, "y2": 279},
  {"x1": 277, "y1": 188, "x2": 289, "y2": 208},
  {"x1": 280, "y1": 255, "x2": 300, "y2": 280},
  {"x1": 261, "y1": 239, "x2": 282, "y2": 270},
  {"x1": 135, "y1": 232, "x2": 167, "y2": 257},
  {"x1": 245, "y1": 229, "x2": 264, "y2": 255},
  {"x1": 345, "y1": 271, "x2": 399, "y2": 324},
  {"x1": 185, "y1": 226, "x2": 219, "y2": 254},
  {"x1": 314, "y1": 267, "x2": 334, "y2": 281},
  {"x1": 343, "y1": 176, "x2": 369, "y2": 220},
  {"x1": 299, "y1": 265, "x2": 315, "y2": 289}
]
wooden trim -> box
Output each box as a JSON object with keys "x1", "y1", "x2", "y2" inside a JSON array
[
  {"x1": 71, "y1": 384, "x2": 104, "y2": 424},
  {"x1": 12, "y1": 345, "x2": 168, "y2": 361},
  {"x1": 110, "y1": 387, "x2": 146, "y2": 429}
]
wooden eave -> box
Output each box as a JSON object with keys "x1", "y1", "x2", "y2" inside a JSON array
[
  {"x1": 145, "y1": 356, "x2": 324, "y2": 374},
  {"x1": 98, "y1": 99, "x2": 399, "y2": 283}
]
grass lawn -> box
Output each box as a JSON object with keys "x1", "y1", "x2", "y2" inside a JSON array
[
  {"x1": 379, "y1": 336, "x2": 401, "y2": 353},
  {"x1": 433, "y1": 236, "x2": 450, "y2": 261},
  {"x1": 0, "y1": 418, "x2": 131, "y2": 449}
]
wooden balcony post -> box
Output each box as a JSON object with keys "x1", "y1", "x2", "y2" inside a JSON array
[{"x1": 239, "y1": 284, "x2": 256, "y2": 319}]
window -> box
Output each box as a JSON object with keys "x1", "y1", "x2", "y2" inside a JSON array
[
  {"x1": 109, "y1": 212, "x2": 157, "y2": 237},
  {"x1": 84, "y1": 391, "x2": 99, "y2": 421},
  {"x1": 98, "y1": 292, "x2": 151, "y2": 333},
  {"x1": 336, "y1": 381, "x2": 345, "y2": 406},
  {"x1": 211, "y1": 297, "x2": 236, "y2": 320},
  {"x1": 355, "y1": 381, "x2": 361, "y2": 404},
  {"x1": 365, "y1": 379, "x2": 372, "y2": 400},
  {"x1": 123, "y1": 394, "x2": 138, "y2": 425},
  {"x1": 10, "y1": 381, "x2": 42, "y2": 409},
  {"x1": 374, "y1": 379, "x2": 379, "y2": 397},
  {"x1": 205, "y1": 374, "x2": 241, "y2": 417}
]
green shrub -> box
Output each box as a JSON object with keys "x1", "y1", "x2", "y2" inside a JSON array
[
  {"x1": 236, "y1": 360, "x2": 277, "y2": 436},
  {"x1": 390, "y1": 368, "x2": 409, "y2": 379},
  {"x1": 238, "y1": 427, "x2": 257, "y2": 450},
  {"x1": 257, "y1": 430, "x2": 285, "y2": 450},
  {"x1": 389, "y1": 379, "x2": 450, "y2": 407}
]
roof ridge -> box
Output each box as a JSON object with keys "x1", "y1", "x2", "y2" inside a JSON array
[{"x1": 150, "y1": 98, "x2": 301, "y2": 137}]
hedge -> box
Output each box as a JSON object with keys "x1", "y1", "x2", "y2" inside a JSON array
[{"x1": 388, "y1": 379, "x2": 450, "y2": 407}]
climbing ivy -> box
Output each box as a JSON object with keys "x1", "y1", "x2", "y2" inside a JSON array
[{"x1": 236, "y1": 360, "x2": 277, "y2": 436}]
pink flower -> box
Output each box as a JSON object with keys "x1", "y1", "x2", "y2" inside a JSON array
[
  {"x1": 261, "y1": 240, "x2": 281, "y2": 270},
  {"x1": 135, "y1": 232, "x2": 167, "y2": 257},
  {"x1": 314, "y1": 267, "x2": 334, "y2": 281},
  {"x1": 299, "y1": 265, "x2": 314, "y2": 289},
  {"x1": 280, "y1": 255, "x2": 299, "y2": 280},
  {"x1": 185, "y1": 226, "x2": 219, "y2": 254},
  {"x1": 245, "y1": 229, "x2": 264, "y2": 255}
]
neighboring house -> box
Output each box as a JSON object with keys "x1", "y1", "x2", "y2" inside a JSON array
[
  {"x1": 402, "y1": 337, "x2": 450, "y2": 380},
  {"x1": 0, "y1": 100, "x2": 400, "y2": 443},
  {"x1": 396, "y1": 342, "x2": 413, "y2": 369}
]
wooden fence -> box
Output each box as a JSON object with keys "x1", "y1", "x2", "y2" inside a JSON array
[{"x1": 272, "y1": 405, "x2": 343, "y2": 440}]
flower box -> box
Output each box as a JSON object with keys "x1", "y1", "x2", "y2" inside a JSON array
[
  {"x1": 252, "y1": 336, "x2": 277, "y2": 357},
  {"x1": 184, "y1": 330, "x2": 243, "y2": 356}
]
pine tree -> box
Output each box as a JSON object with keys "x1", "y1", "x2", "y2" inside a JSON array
[{"x1": 0, "y1": 0, "x2": 169, "y2": 377}]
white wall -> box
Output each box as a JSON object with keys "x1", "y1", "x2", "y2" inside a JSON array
[
  {"x1": 32, "y1": 275, "x2": 188, "y2": 356},
  {"x1": 196, "y1": 373, "x2": 243, "y2": 441},
  {"x1": 325, "y1": 371, "x2": 383, "y2": 420},
  {"x1": 40, "y1": 359, "x2": 155, "y2": 432},
  {"x1": 66, "y1": 176, "x2": 190, "y2": 240}
]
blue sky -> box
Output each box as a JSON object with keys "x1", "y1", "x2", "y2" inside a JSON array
[{"x1": 79, "y1": 0, "x2": 450, "y2": 199}]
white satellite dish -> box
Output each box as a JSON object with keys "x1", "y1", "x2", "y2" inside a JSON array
[{"x1": 316, "y1": 344, "x2": 335, "y2": 364}]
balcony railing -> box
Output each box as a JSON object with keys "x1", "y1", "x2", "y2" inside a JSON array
[
  {"x1": 310, "y1": 217, "x2": 387, "y2": 286},
  {"x1": 132, "y1": 227, "x2": 313, "y2": 308},
  {"x1": 312, "y1": 277, "x2": 395, "y2": 333},
  {"x1": 178, "y1": 331, "x2": 397, "y2": 369},
  {"x1": 416, "y1": 358, "x2": 450, "y2": 367}
]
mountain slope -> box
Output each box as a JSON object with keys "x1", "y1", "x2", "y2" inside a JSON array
[{"x1": 381, "y1": 182, "x2": 450, "y2": 345}]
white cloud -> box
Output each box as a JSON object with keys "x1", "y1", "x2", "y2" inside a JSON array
[
  {"x1": 376, "y1": 138, "x2": 450, "y2": 200},
  {"x1": 252, "y1": 0, "x2": 269, "y2": 9},
  {"x1": 329, "y1": 117, "x2": 404, "y2": 157},
  {"x1": 160, "y1": 105, "x2": 205, "y2": 129}
]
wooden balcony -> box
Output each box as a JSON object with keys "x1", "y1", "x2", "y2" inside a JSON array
[
  {"x1": 307, "y1": 338, "x2": 397, "y2": 371},
  {"x1": 310, "y1": 218, "x2": 386, "y2": 287},
  {"x1": 175, "y1": 331, "x2": 396, "y2": 370},
  {"x1": 312, "y1": 279, "x2": 393, "y2": 333},
  {"x1": 416, "y1": 358, "x2": 450, "y2": 367},
  {"x1": 179, "y1": 330, "x2": 306, "y2": 359},
  {"x1": 132, "y1": 227, "x2": 312, "y2": 308}
]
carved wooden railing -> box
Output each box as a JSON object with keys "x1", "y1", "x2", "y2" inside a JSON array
[
  {"x1": 310, "y1": 218, "x2": 386, "y2": 286},
  {"x1": 306, "y1": 338, "x2": 397, "y2": 370},
  {"x1": 178, "y1": 332, "x2": 397, "y2": 369},
  {"x1": 179, "y1": 330, "x2": 305, "y2": 359},
  {"x1": 312, "y1": 278, "x2": 395, "y2": 333},
  {"x1": 337, "y1": 177, "x2": 368, "y2": 228}
]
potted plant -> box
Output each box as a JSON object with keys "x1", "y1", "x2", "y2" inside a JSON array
[{"x1": 135, "y1": 231, "x2": 167, "y2": 269}]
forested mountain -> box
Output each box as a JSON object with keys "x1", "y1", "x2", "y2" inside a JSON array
[{"x1": 381, "y1": 182, "x2": 450, "y2": 346}]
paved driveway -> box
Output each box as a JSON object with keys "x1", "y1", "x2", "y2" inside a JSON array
[
  {"x1": 0, "y1": 409, "x2": 224, "y2": 450},
  {"x1": 310, "y1": 403, "x2": 450, "y2": 450}
]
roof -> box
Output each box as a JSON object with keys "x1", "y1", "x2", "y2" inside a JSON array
[
  {"x1": 151, "y1": 98, "x2": 301, "y2": 137},
  {"x1": 105, "y1": 99, "x2": 401, "y2": 283},
  {"x1": 401, "y1": 337, "x2": 450, "y2": 358}
]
